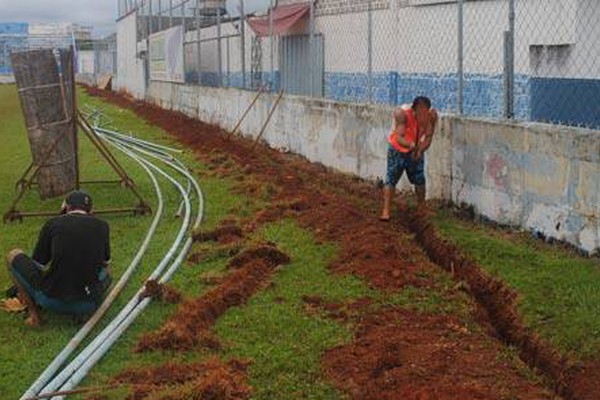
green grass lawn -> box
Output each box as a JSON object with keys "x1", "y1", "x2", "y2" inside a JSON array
[
  {"x1": 3, "y1": 84, "x2": 584, "y2": 399},
  {"x1": 0, "y1": 85, "x2": 202, "y2": 397},
  {"x1": 433, "y1": 209, "x2": 600, "y2": 358}
]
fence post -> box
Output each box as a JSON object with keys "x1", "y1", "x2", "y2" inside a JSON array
[
  {"x1": 158, "y1": 0, "x2": 162, "y2": 31},
  {"x1": 503, "y1": 0, "x2": 515, "y2": 119},
  {"x1": 240, "y1": 0, "x2": 246, "y2": 89},
  {"x1": 217, "y1": 6, "x2": 222, "y2": 87},
  {"x1": 148, "y1": 0, "x2": 153, "y2": 36},
  {"x1": 227, "y1": 36, "x2": 231, "y2": 87},
  {"x1": 457, "y1": 0, "x2": 464, "y2": 114},
  {"x1": 269, "y1": 0, "x2": 274, "y2": 91},
  {"x1": 367, "y1": 0, "x2": 373, "y2": 103},
  {"x1": 309, "y1": 0, "x2": 315, "y2": 97},
  {"x1": 196, "y1": 0, "x2": 201, "y2": 84}
]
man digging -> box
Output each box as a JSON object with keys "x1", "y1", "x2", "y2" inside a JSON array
[
  {"x1": 3, "y1": 190, "x2": 112, "y2": 326},
  {"x1": 379, "y1": 96, "x2": 438, "y2": 221}
]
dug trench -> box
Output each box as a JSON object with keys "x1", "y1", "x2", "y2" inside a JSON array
[
  {"x1": 84, "y1": 86, "x2": 598, "y2": 399},
  {"x1": 102, "y1": 242, "x2": 289, "y2": 399}
]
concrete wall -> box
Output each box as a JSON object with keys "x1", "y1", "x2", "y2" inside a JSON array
[
  {"x1": 78, "y1": 50, "x2": 96, "y2": 75},
  {"x1": 143, "y1": 81, "x2": 600, "y2": 254},
  {"x1": 115, "y1": 13, "x2": 146, "y2": 98},
  {"x1": 452, "y1": 117, "x2": 600, "y2": 253}
]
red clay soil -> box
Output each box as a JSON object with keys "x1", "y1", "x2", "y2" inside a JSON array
[
  {"x1": 409, "y1": 210, "x2": 600, "y2": 400},
  {"x1": 302, "y1": 295, "x2": 374, "y2": 322},
  {"x1": 111, "y1": 357, "x2": 251, "y2": 400},
  {"x1": 139, "y1": 280, "x2": 183, "y2": 303},
  {"x1": 85, "y1": 87, "x2": 597, "y2": 399},
  {"x1": 136, "y1": 245, "x2": 290, "y2": 352},
  {"x1": 192, "y1": 224, "x2": 244, "y2": 245},
  {"x1": 323, "y1": 308, "x2": 554, "y2": 400}
]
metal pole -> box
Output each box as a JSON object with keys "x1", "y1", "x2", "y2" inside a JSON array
[
  {"x1": 240, "y1": 0, "x2": 246, "y2": 89},
  {"x1": 148, "y1": 0, "x2": 153, "y2": 36},
  {"x1": 217, "y1": 6, "x2": 222, "y2": 87},
  {"x1": 503, "y1": 31, "x2": 514, "y2": 119},
  {"x1": 169, "y1": 0, "x2": 173, "y2": 28},
  {"x1": 158, "y1": 0, "x2": 162, "y2": 31},
  {"x1": 269, "y1": 0, "x2": 274, "y2": 91},
  {"x1": 196, "y1": 0, "x2": 201, "y2": 84},
  {"x1": 457, "y1": 0, "x2": 464, "y2": 114},
  {"x1": 309, "y1": 0, "x2": 315, "y2": 97},
  {"x1": 226, "y1": 36, "x2": 230, "y2": 86},
  {"x1": 367, "y1": 0, "x2": 373, "y2": 102},
  {"x1": 506, "y1": 0, "x2": 515, "y2": 118}
]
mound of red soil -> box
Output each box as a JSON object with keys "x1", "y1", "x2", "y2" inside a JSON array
[
  {"x1": 193, "y1": 225, "x2": 244, "y2": 244},
  {"x1": 139, "y1": 280, "x2": 182, "y2": 304},
  {"x1": 112, "y1": 358, "x2": 251, "y2": 400},
  {"x1": 136, "y1": 245, "x2": 290, "y2": 352},
  {"x1": 323, "y1": 308, "x2": 555, "y2": 400}
]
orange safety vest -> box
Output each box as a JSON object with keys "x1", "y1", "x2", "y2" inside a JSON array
[{"x1": 388, "y1": 106, "x2": 419, "y2": 154}]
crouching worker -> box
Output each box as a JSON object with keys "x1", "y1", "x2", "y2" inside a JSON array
[{"x1": 5, "y1": 190, "x2": 111, "y2": 326}]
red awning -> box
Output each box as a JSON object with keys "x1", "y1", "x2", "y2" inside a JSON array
[{"x1": 247, "y1": 3, "x2": 310, "y2": 37}]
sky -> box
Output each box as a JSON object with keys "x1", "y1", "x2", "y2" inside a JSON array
[{"x1": 0, "y1": 0, "x2": 117, "y2": 37}]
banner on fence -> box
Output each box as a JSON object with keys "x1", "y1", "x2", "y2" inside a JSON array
[{"x1": 149, "y1": 25, "x2": 184, "y2": 83}]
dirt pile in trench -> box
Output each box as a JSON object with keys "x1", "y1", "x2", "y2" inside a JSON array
[
  {"x1": 136, "y1": 245, "x2": 290, "y2": 352},
  {"x1": 323, "y1": 307, "x2": 554, "y2": 400},
  {"x1": 409, "y1": 209, "x2": 600, "y2": 400},
  {"x1": 193, "y1": 224, "x2": 244, "y2": 245},
  {"x1": 111, "y1": 358, "x2": 251, "y2": 400},
  {"x1": 139, "y1": 280, "x2": 183, "y2": 304}
]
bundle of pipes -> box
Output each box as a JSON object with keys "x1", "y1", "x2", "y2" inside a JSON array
[{"x1": 22, "y1": 115, "x2": 204, "y2": 400}]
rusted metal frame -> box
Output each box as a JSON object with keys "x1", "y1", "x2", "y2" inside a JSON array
[
  {"x1": 252, "y1": 89, "x2": 284, "y2": 150},
  {"x1": 5, "y1": 206, "x2": 150, "y2": 223},
  {"x1": 30, "y1": 180, "x2": 123, "y2": 186},
  {"x1": 77, "y1": 113, "x2": 150, "y2": 211},
  {"x1": 69, "y1": 48, "x2": 80, "y2": 189},
  {"x1": 14, "y1": 162, "x2": 35, "y2": 189},
  {"x1": 77, "y1": 114, "x2": 130, "y2": 183},
  {"x1": 5, "y1": 129, "x2": 68, "y2": 216}
]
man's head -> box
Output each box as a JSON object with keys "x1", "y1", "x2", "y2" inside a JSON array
[
  {"x1": 63, "y1": 190, "x2": 93, "y2": 214},
  {"x1": 411, "y1": 96, "x2": 432, "y2": 123}
]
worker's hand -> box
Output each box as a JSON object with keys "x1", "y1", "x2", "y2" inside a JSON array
[{"x1": 412, "y1": 149, "x2": 423, "y2": 161}]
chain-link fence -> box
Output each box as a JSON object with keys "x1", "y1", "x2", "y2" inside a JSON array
[
  {"x1": 0, "y1": 22, "x2": 104, "y2": 81},
  {"x1": 118, "y1": 0, "x2": 600, "y2": 129}
]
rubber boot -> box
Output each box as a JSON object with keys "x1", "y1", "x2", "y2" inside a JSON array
[
  {"x1": 415, "y1": 184, "x2": 426, "y2": 205},
  {"x1": 379, "y1": 186, "x2": 393, "y2": 221}
]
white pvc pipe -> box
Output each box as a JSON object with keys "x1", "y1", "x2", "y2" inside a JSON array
[
  {"x1": 39, "y1": 138, "x2": 193, "y2": 397},
  {"x1": 20, "y1": 136, "x2": 166, "y2": 400}
]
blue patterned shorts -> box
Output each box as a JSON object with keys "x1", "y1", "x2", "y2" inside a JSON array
[{"x1": 385, "y1": 146, "x2": 425, "y2": 187}]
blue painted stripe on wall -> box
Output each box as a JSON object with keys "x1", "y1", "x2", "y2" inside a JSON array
[
  {"x1": 0, "y1": 23, "x2": 28, "y2": 35},
  {"x1": 324, "y1": 71, "x2": 531, "y2": 119},
  {"x1": 531, "y1": 77, "x2": 600, "y2": 129},
  {"x1": 183, "y1": 69, "x2": 600, "y2": 129}
]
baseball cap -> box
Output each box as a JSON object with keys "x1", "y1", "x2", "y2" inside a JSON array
[{"x1": 65, "y1": 190, "x2": 93, "y2": 212}]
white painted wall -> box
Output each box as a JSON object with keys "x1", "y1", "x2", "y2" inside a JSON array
[
  {"x1": 78, "y1": 50, "x2": 95, "y2": 74},
  {"x1": 115, "y1": 13, "x2": 147, "y2": 98}
]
